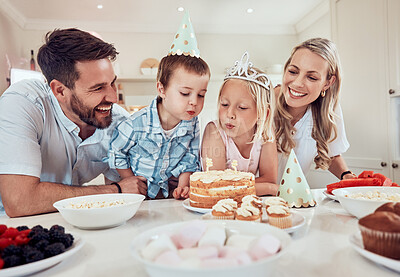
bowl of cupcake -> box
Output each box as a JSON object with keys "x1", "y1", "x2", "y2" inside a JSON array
[
  {"x1": 350, "y1": 202, "x2": 400, "y2": 272},
  {"x1": 332, "y1": 186, "x2": 400, "y2": 218},
  {"x1": 131, "y1": 219, "x2": 291, "y2": 277},
  {"x1": 202, "y1": 196, "x2": 305, "y2": 233}
]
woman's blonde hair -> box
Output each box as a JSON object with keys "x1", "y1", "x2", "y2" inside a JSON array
[
  {"x1": 275, "y1": 38, "x2": 342, "y2": 170},
  {"x1": 218, "y1": 66, "x2": 275, "y2": 143}
]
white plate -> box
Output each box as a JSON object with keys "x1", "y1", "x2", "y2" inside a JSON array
[
  {"x1": 0, "y1": 233, "x2": 84, "y2": 277},
  {"x1": 350, "y1": 232, "x2": 400, "y2": 272},
  {"x1": 182, "y1": 199, "x2": 212, "y2": 214},
  {"x1": 323, "y1": 190, "x2": 337, "y2": 201},
  {"x1": 202, "y1": 211, "x2": 305, "y2": 234}
]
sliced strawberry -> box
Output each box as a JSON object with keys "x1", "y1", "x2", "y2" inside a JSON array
[{"x1": 358, "y1": 171, "x2": 374, "y2": 178}]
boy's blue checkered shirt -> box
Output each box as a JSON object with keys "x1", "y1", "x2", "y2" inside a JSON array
[{"x1": 108, "y1": 98, "x2": 200, "y2": 198}]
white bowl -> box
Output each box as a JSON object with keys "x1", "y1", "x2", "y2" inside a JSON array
[
  {"x1": 332, "y1": 186, "x2": 400, "y2": 218},
  {"x1": 131, "y1": 220, "x2": 291, "y2": 277},
  {"x1": 53, "y1": 193, "x2": 145, "y2": 229}
]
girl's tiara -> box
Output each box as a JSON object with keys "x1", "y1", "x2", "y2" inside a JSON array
[{"x1": 224, "y1": 51, "x2": 271, "y2": 90}]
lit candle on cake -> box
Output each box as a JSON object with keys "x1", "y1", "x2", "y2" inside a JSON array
[
  {"x1": 231, "y1": 160, "x2": 238, "y2": 172},
  {"x1": 206, "y1": 157, "x2": 213, "y2": 172}
]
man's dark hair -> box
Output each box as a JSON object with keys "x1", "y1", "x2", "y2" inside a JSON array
[{"x1": 37, "y1": 28, "x2": 118, "y2": 89}]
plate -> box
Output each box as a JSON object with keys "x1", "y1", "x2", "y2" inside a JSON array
[
  {"x1": 0, "y1": 233, "x2": 84, "y2": 277},
  {"x1": 350, "y1": 232, "x2": 400, "y2": 272},
  {"x1": 202, "y1": 211, "x2": 305, "y2": 234},
  {"x1": 182, "y1": 199, "x2": 212, "y2": 214},
  {"x1": 323, "y1": 190, "x2": 337, "y2": 201}
]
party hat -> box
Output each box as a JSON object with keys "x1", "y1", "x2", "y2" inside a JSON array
[
  {"x1": 168, "y1": 11, "x2": 200, "y2": 58},
  {"x1": 277, "y1": 149, "x2": 316, "y2": 208}
]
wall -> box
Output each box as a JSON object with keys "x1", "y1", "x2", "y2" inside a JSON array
[
  {"x1": 297, "y1": 11, "x2": 331, "y2": 42},
  {"x1": 0, "y1": 8, "x2": 25, "y2": 93}
]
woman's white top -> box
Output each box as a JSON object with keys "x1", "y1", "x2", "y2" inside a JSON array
[{"x1": 277, "y1": 105, "x2": 350, "y2": 181}]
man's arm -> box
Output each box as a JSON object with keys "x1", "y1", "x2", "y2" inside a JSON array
[{"x1": 0, "y1": 174, "x2": 119, "y2": 217}]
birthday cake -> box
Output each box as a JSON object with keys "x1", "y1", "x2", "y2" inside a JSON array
[{"x1": 189, "y1": 169, "x2": 256, "y2": 209}]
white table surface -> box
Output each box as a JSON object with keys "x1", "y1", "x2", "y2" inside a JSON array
[{"x1": 0, "y1": 189, "x2": 398, "y2": 277}]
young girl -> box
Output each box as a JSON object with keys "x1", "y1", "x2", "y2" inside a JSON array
[
  {"x1": 201, "y1": 52, "x2": 278, "y2": 196},
  {"x1": 275, "y1": 38, "x2": 356, "y2": 181}
]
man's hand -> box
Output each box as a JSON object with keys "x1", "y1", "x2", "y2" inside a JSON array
[
  {"x1": 172, "y1": 186, "x2": 189, "y2": 199},
  {"x1": 119, "y1": 175, "x2": 147, "y2": 195}
]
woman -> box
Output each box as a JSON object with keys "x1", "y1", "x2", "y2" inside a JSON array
[{"x1": 275, "y1": 38, "x2": 356, "y2": 181}]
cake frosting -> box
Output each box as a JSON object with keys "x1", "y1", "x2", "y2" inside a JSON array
[{"x1": 189, "y1": 169, "x2": 256, "y2": 209}]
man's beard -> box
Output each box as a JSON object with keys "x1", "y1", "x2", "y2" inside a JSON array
[{"x1": 70, "y1": 92, "x2": 113, "y2": 129}]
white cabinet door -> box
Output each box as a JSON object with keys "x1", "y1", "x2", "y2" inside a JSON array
[
  {"x1": 388, "y1": 0, "x2": 400, "y2": 97},
  {"x1": 331, "y1": 0, "x2": 390, "y2": 176}
]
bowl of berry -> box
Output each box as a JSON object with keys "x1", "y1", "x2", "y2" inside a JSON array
[
  {"x1": 0, "y1": 224, "x2": 84, "y2": 276},
  {"x1": 53, "y1": 193, "x2": 145, "y2": 229}
]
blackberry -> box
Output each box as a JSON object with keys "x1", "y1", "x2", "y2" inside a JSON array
[
  {"x1": 24, "y1": 249, "x2": 44, "y2": 263},
  {"x1": 3, "y1": 255, "x2": 22, "y2": 268},
  {"x1": 58, "y1": 233, "x2": 74, "y2": 249},
  {"x1": 49, "y1": 225, "x2": 65, "y2": 234},
  {"x1": 28, "y1": 232, "x2": 50, "y2": 246},
  {"x1": 16, "y1": 225, "x2": 29, "y2": 231},
  {"x1": 30, "y1": 225, "x2": 45, "y2": 233},
  {"x1": 33, "y1": 239, "x2": 49, "y2": 251},
  {"x1": 44, "y1": 243, "x2": 65, "y2": 258},
  {"x1": 2, "y1": 245, "x2": 22, "y2": 257}
]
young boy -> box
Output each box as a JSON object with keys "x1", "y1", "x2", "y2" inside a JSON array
[{"x1": 108, "y1": 12, "x2": 210, "y2": 199}]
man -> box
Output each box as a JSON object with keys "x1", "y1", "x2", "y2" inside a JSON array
[{"x1": 0, "y1": 28, "x2": 147, "y2": 217}]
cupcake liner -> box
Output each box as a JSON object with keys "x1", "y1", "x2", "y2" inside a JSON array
[
  {"x1": 211, "y1": 214, "x2": 235, "y2": 220},
  {"x1": 359, "y1": 224, "x2": 400, "y2": 260},
  {"x1": 268, "y1": 214, "x2": 293, "y2": 229},
  {"x1": 236, "y1": 215, "x2": 261, "y2": 222}
]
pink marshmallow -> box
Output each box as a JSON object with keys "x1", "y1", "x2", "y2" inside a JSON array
[
  {"x1": 248, "y1": 234, "x2": 281, "y2": 261},
  {"x1": 170, "y1": 220, "x2": 207, "y2": 248},
  {"x1": 219, "y1": 246, "x2": 252, "y2": 265},
  {"x1": 178, "y1": 246, "x2": 218, "y2": 260},
  {"x1": 154, "y1": 250, "x2": 182, "y2": 266},
  {"x1": 201, "y1": 257, "x2": 239, "y2": 268}
]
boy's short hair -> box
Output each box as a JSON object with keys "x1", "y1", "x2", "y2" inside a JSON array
[
  {"x1": 156, "y1": 54, "x2": 210, "y2": 93},
  {"x1": 37, "y1": 28, "x2": 118, "y2": 89}
]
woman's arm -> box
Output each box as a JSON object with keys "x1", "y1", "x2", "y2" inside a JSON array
[
  {"x1": 328, "y1": 155, "x2": 357, "y2": 179},
  {"x1": 256, "y1": 140, "x2": 279, "y2": 196}
]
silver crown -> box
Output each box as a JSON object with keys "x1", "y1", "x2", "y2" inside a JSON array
[{"x1": 224, "y1": 51, "x2": 271, "y2": 90}]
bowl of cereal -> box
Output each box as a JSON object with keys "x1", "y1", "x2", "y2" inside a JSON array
[
  {"x1": 131, "y1": 220, "x2": 291, "y2": 277},
  {"x1": 332, "y1": 186, "x2": 400, "y2": 218},
  {"x1": 53, "y1": 193, "x2": 145, "y2": 229}
]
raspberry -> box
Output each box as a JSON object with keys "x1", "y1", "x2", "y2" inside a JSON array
[
  {"x1": 19, "y1": 229, "x2": 31, "y2": 237},
  {"x1": 2, "y1": 228, "x2": 19, "y2": 239},
  {"x1": 0, "y1": 258, "x2": 3, "y2": 269},
  {"x1": 15, "y1": 235, "x2": 30, "y2": 246},
  {"x1": 0, "y1": 225, "x2": 7, "y2": 235},
  {"x1": 0, "y1": 238, "x2": 13, "y2": 250},
  {"x1": 44, "y1": 242, "x2": 65, "y2": 258}
]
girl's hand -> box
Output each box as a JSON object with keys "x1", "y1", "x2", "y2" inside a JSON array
[{"x1": 173, "y1": 186, "x2": 190, "y2": 199}]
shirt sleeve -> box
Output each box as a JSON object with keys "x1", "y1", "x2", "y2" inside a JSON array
[
  {"x1": 328, "y1": 104, "x2": 350, "y2": 157},
  {"x1": 108, "y1": 119, "x2": 137, "y2": 169},
  {"x1": 0, "y1": 93, "x2": 43, "y2": 177},
  {"x1": 170, "y1": 119, "x2": 201, "y2": 177}
]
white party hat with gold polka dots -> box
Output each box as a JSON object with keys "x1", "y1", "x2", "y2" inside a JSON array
[
  {"x1": 168, "y1": 11, "x2": 200, "y2": 58},
  {"x1": 277, "y1": 149, "x2": 316, "y2": 208}
]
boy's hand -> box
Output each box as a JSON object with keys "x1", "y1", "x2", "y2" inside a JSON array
[{"x1": 173, "y1": 186, "x2": 189, "y2": 199}]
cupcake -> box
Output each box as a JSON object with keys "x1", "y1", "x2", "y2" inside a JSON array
[
  {"x1": 266, "y1": 205, "x2": 292, "y2": 229},
  {"x1": 374, "y1": 202, "x2": 400, "y2": 215},
  {"x1": 358, "y1": 210, "x2": 400, "y2": 260},
  {"x1": 211, "y1": 199, "x2": 237, "y2": 220},
  {"x1": 264, "y1": 197, "x2": 288, "y2": 209},
  {"x1": 235, "y1": 203, "x2": 261, "y2": 222},
  {"x1": 241, "y1": 195, "x2": 263, "y2": 214}
]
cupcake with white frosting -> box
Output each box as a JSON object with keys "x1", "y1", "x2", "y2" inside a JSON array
[
  {"x1": 241, "y1": 195, "x2": 263, "y2": 214},
  {"x1": 266, "y1": 205, "x2": 292, "y2": 229},
  {"x1": 264, "y1": 197, "x2": 288, "y2": 209},
  {"x1": 211, "y1": 199, "x2": 237, "y2": 220},
  {"x1": 235, "y1": 203, "x2": 261, "y2": 222}
]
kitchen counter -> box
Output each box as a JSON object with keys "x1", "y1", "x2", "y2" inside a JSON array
[{"x1": 0, "y1": 189, "x2": 398, "y2": 276}]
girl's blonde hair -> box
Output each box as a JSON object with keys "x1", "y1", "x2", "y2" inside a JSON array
[
  {"x1": 275, "y1": 38, "x2": 342, "y2": 170},
  {"x1": 218, "y1": 66, "x2": 275, "y2": 143}
]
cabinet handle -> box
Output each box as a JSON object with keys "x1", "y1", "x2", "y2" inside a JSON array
[
  {"x1": 389, "y1": 89, "x2": 395, "y2": 94},
  {"x1": 392, "y1": 163, "x2": 399, "y2": 169},
  {"x1": 381, "y1": 162, "x2": 387, "y2": 167}
]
